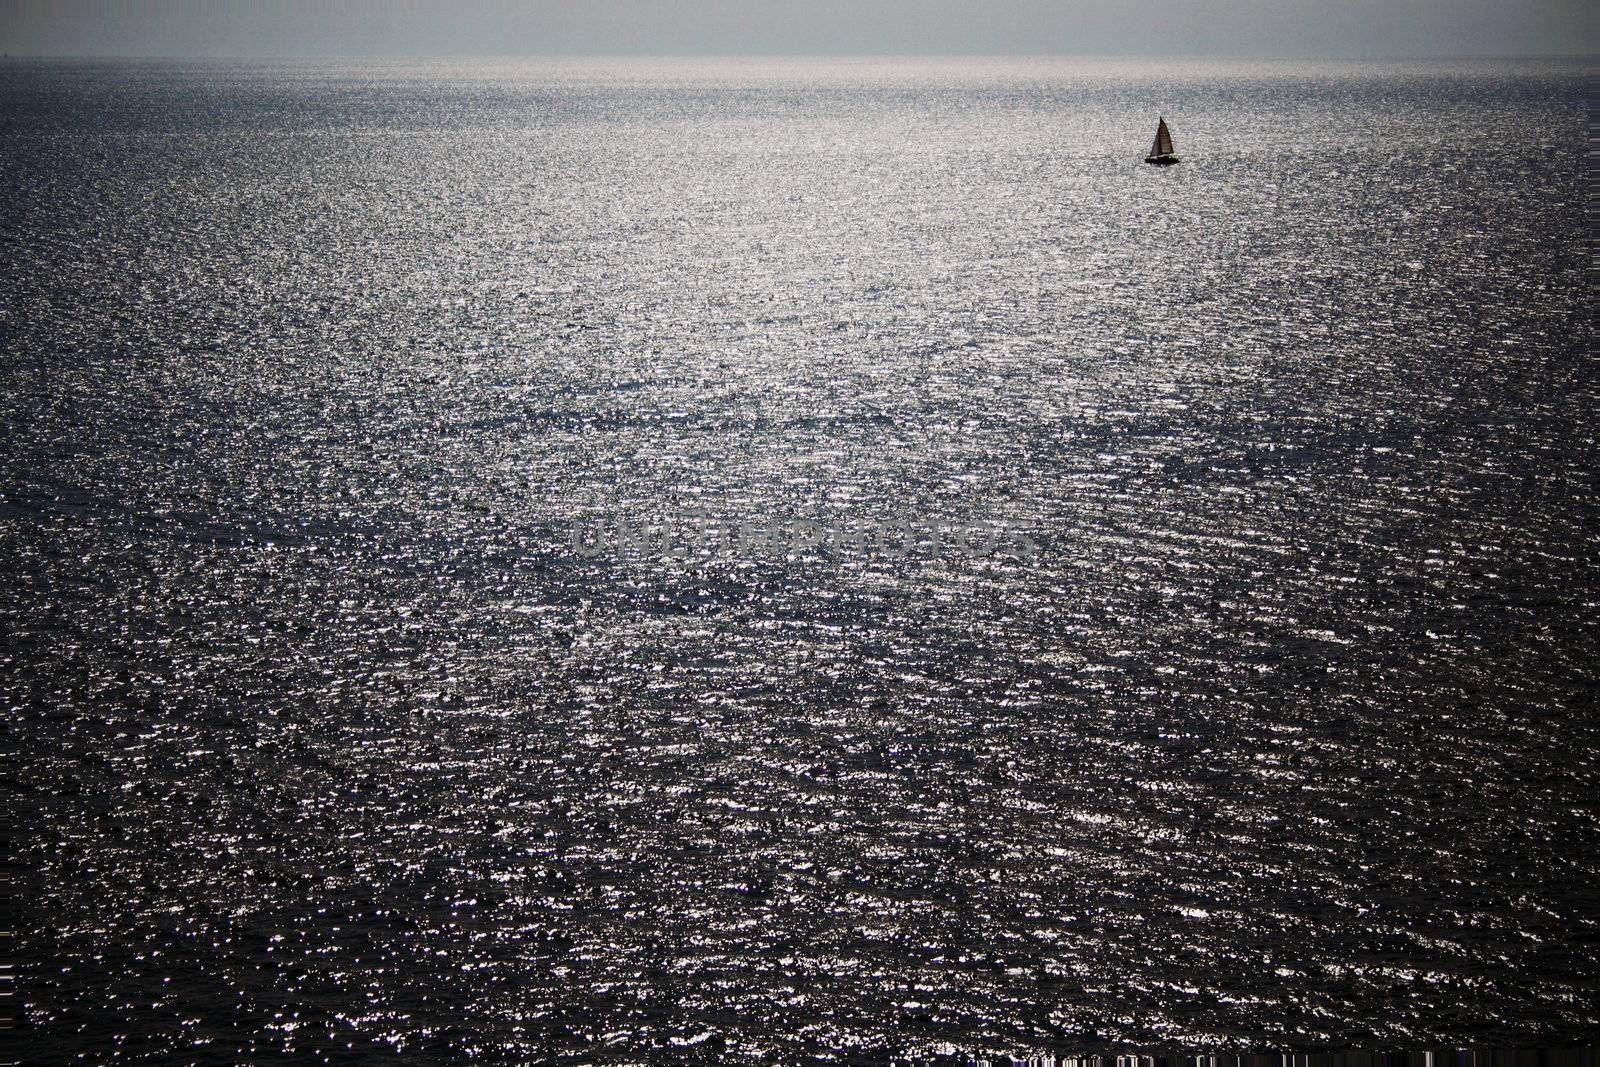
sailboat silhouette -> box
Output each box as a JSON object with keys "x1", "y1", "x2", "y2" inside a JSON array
[{"x1": 1144, "y1": 117, "x2": 1180, "y2": 165}]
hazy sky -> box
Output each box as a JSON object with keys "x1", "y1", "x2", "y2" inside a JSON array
[{"x1": 1, "y1": 0, "x2": 1593, "y2": 59}]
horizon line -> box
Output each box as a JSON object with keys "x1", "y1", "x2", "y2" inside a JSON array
[{"x1": 3, "y1": 50, "x2": 1595, "y2": 62}]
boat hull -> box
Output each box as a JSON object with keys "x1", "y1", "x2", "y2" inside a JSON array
[{"x1": 1144, "y1": 154, "x2": 1181, "y2": 165}]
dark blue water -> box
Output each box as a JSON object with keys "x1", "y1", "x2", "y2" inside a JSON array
[{"x1": 3, "y1": 57, "x2": 1596, "y2": 1062}]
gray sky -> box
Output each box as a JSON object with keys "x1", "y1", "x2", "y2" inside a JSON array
[{"x1": 1, "y1": 0, "x2": 1593, "y2": 58}]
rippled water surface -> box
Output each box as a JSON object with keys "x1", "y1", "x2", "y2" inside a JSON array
[{"x1": 4, "y1": 57, "x2": 1597, "y2": 1062}]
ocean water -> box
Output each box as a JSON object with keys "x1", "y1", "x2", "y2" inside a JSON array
[{"x1": 3, "y1": 57, "x2": 1596, "y2": 1062}]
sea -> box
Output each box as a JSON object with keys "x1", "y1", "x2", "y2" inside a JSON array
[{"x1": 2, "y1": 56, "x2": 1596, "y2": 1063}]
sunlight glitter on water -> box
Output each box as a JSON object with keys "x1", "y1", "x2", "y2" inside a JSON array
[{"x1": 4, "y1": 56, "x2": 1596, "y2": 1062}]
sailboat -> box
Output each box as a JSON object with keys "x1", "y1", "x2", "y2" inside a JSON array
[{"x1": 1144, "y1": 117, "x2": 1179, "y2": 165}]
